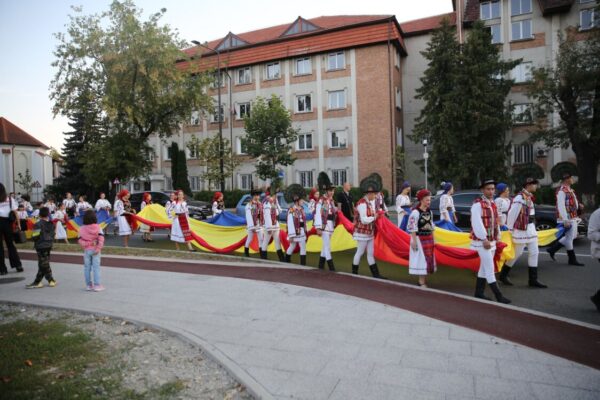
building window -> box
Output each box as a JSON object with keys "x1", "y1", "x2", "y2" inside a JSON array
[
  {"x1": 511, "y1": 19, "x2": 533, "y2": 40},
  {"x1": 212, "y1": 104, "x2": 224, "y2": 123},
  {"x1": 511, "y1": 62, "x2": 532, "y2": 83},
  {"x1": 488, "y1": 24, "x2": 502, "y2": 43},
  {"x1": 236, "y1": 67, "x2": 252, "y2": 84},
  {"x1": 210, "y1": 71, "x2": 226, "y2": 88},
  {"x1": 166, "y1": 144, "x2": 175, "y2": 160},
  {"x1": 238, "y1": 103, "x2": 251, "y2": 119},
  {"x1": 239, "y1": 174, "x2": 252, "y2": 190},
  {"x1": 580, "y1": 8, "x2": 599, "y2": 30},
  {"x1": 327, "y1": 51, "x2": 345, "y2": 71},
  {"x1": 513, "y1": 143, "x2": 534, "y2": 164},
  {"x1": 396, "y1": 127, "x2": 403, "y2": 147},
  {"x1": 236, "y1": 137, "x2": 248, "y2": 155},
  {"x1": 188, "y1": 144, "x2": 199, "y2": 159},
  {"x1": 395, "y1": 87, "x2": 402, "y2": 110},
  {"x1": 165, "y1": 177, "x2": 173, "y2": 191},
  {"x1": 513, "y1": 103, "x2": 533, "y2": 125},
  {"x1": 189, "y1": 176, "x2": 200, "y2": 191},
  {"x1": 328, "y1": 90, "x2": 346, "y2": 109},
  {"x1": 395, "y1": 48, "x2": 401, "y2": 69},
  {"x1": 511, "y1": 0, "x2": 532, "y2": 16},
  {"x1": 296, "y1": 94, "x2": 312, "y2": 113},
  {"x1": 481, "y1": 0, "x2": 501, "y2": 20},
  {"x1": 332, "y1": 169, "x2": 347, "y2": 186},
  {"x1": 298, "y1": 171, "x2": 313, "y2": 188},
  {"x1": 190, "y1": 111, "x2": 200, "y2": 126},
  {"x1": 265, "y1": 62, "x2": 280, "y2": 80},
  {"x1": 330, "y1": 130, "x2": 348, "y2": 149},
  {"x1": 295, "y1": 57, "x2": 312, "y2": 75},
  {"x1": 296, "y1": 133, "x2": 313, "y2": 151}
]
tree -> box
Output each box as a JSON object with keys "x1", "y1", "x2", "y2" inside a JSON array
[
  {"x1": 176, "y1": 149, "x2": 192, "y2": 195},
  {"x1": 511, "y1": 163, "x2": 544, "y2": 188},
  {"x1": 317, "y1": 172, "x2": 332, "y2": 190},
  {"x1": 527, "y1": 28, "x2": 600, "y2": 207},
  {"x1": 550, "y1": 161, "x2": 578, "y2": 183},
  {"x1": 243, "y1": 95, "x2": 299, "y2": 185},
  {"x1": 16, "y1": 169, "x2": 34, "y2": 195},
  {"x1": 169, "y1": 142, "x2": 180, "y2": 189},
  {"x1": 187, "y1": 135, "x2": 240, "y2": 189},
  {"x1": 411, "y1": 19, "x2": 518, "y2": 188}
]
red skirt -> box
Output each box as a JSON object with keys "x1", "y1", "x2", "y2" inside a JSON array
[
  {"x1": 419, "y1": 234, "x2": 435, "y2": 274},
  {"x1": 178, "y1": 214, "x2": 193, "y2": 242}
]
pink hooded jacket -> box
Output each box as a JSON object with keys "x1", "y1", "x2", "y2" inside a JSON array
[{"x1": 78, "y1": 224, "x2": 105, "y2": 252}]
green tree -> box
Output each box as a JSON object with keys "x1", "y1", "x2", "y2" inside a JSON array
[
  {"x1": 169, "y1": 142, "x2": 180, "y2": 190},
  {"x1": 243, "y1": 95, "x2": 299, "y2": 184},
  {"x1": 15, "y1": 169, "x2": 34, "y2": 195},
  {"x1": 527, "y1": 28, "x2": 600, "y2": 207},
  {"x1": 187, "y1": 135, "x2": 240, "y2": 189},
  {"x1": 176, "y1": 149, "x2": 192, "y2": 195},
  {"x1": 317, "y1": 171, "x2": 332, "y2": 191}
]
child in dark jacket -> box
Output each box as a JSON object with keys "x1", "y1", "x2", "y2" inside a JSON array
[{"x1": 26, "y1": 207, "x2": 56, "y2": 288}]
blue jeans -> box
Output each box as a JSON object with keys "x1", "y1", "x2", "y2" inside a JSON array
[{"x1": 83, "y1": 249, "x2": 101, "y2": 286}]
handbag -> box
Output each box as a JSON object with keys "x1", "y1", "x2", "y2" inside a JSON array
[{"x1": 13, "y1": 228, "x2": 27, "y2": 244}]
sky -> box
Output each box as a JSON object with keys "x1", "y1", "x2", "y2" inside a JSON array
[{"x1": 0, "y1": 0, "x2": 452, "y2": 153}]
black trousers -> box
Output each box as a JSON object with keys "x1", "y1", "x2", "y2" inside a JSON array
[
  {"x1": 0, "y1": 217, "x2": 22, "y2": 272},
  {"x1": 34, "y1": 248, "x2": 53, "y2": 283}
]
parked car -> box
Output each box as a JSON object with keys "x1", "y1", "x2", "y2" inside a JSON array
[
  {"x1": 235, "y1": 193, "x2": 314, "y2": 222},
  {"x1": 429, "y1": 190, "x2": 587, "y2": 234},
  {"x1": 129, "y1": 191, "x2": 212, "y2": 220}
]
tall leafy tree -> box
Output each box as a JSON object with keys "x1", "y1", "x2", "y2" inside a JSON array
[
  {"x1": 528, "y1": 28, "x2": 600, "y2": 207},
  {"x1": 176, "y1": 149, "x2": 192, "y2": 195},
  {"x1": 169, "y1": 142, "x2": 180, "y2": 190},
  {"x1": 243, "y1": 95, "x2": 299, "y2": 185}
]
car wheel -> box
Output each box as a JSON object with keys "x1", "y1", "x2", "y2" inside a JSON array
[{"x1": 536, "y1": 222, "x2": 555, "y2": 231}]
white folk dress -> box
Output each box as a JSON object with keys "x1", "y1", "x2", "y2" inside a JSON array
[
  {"x1": 506, "y1": 192, "x2": 537, "y2": 244},
  {"x1": 94, "y1": 199, "x2": 112, "y2": 212},
  {"x1": 494, "y1": 197, "x2": 511, "y2": 227},
  {"x1": 139, "y1": 201, "x2": 151, "y2": 233},
  {"x1": 439, "y1": 194, "x2": 456, "y2": 222},
  {"x1": 54, "y1": 210, "x2": 68, "y2": 240},
  {"x1": 170, "y1": 201, "x2": 189, "y2": 243},
  {"x1": 407, "y1": 208, "x2": 436, "y2": 275},
  {"x1": 286, "y1": 206, "x2": 307, "y2": 242},
  {"x1": 395, "y1": 194, "x2": 411, "y2": 228},
  {"x1": 76, "y1": 201, "x2": 92, "y2": 217},
  {"x1": 114, "y1": 199, "x2": 132, "y2": 236}
]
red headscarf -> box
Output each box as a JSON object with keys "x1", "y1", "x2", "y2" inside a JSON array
[
  {"x1": 117, "y1": 189, "x2": 130, "y2": 200},
  {"x1": 212, "y1": 191, "x2": 223, "y2": 203},
  {"x1": 142, "y1": 192, "x2": 152, "y2": 204},
  {"x1": 309, "y1": 187, "x2": 318, "y2": 202}
]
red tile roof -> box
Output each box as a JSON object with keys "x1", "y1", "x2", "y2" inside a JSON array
[
  {"x1": 400, "y1": 12, "x2": 457, "y2": 37},
  {"x1": 0, "y1": 117, "x2": 49, "y2": 149}
]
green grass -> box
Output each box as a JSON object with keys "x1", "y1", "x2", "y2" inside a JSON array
[{"x1": 0, "y1": 318, "x2": 185, "y2": 400}]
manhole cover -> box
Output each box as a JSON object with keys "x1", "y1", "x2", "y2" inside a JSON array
[{"x1": 0, "y1": 277, "x2": 26, "y2": 284}]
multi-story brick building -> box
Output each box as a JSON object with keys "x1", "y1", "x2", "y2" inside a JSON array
[{"x1": 135, "y1": 1, "x2": 597, "y2": 196}]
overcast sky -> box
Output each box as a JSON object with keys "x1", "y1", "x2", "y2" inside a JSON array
[{"x1": 0, "y1": 0, "x2": 452, "y2": 152}]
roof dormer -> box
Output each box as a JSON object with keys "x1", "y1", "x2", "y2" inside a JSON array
[
  {"x1": 280, "y1": 17, "x2": 321, "y2": 37},
  {"x1": 216, "y1": 32, "x2": 249, "y2": 51}
]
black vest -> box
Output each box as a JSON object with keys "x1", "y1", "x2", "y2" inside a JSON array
[{"x1": 416, "y1": 209, "x2": 434, "y2": 236}]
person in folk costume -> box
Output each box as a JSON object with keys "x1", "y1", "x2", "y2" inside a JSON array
[
  {"x1": 395, "y1": 181, "x2": 412, "y2": 230},
  {"x1": 261, "y1": 191, "x2": 285, "y2": 261},
  {"x1": 315, "y1": 184, "x2": 338, "y2": 271},
  {"x1": 94, "y1": 192, "x2": 112, "y2": 212},
  {"x1": 43, "y1": 198, "x2": 56, "y2": 216},
  {"x1": 21, "y1": 194, "x2": 33, "y2": 214},
  {"x1": 244, "y1": 189, "x2": 264, "y2": 257},
  {"x1": 76, "y1": 195, "x2": 92, "y2": 217},
  {"x1": 408, "y1": 189, "x2": 436, "y2": 287},
  {"x1": 17, "y1": 204, "x2": 28, "y2": 232},
  {"x1": 285, "y1": 186, "x2": 308, "y2": 265},
  {"x1": 212, "y1": 192, "x2": 225, "y2": 216},
  {"x1": 436, "y1": 181, "x2": 446, "y2": 196},
  {"x1": 546, "y1": 173, "x2": 585, "y2": 266},
  {"x1": 164, "y1": 192, "x2": 176, "y2": 240},
  {"x1": 435, "y1": 182, "x2": 461, "y2": 232},
  {"x1": 307, "y1": 187, "x2": 319, "y2": 214},
  {"x1": 63, "y1": 192, "x2": 77, "y2": 218},
  {"x1": 374, "y1": 190, "x2": 388, "y2": 216},
  {"x1": 494, "y1": 183, "x2": 511, "y2": 231},
  {"x1": 499, "y1": 178, "x2": 547, "y2": 288},
  {"x1": 114, "y1": 189, "x2": 136, "y2": 248},
  {"x1": 352, "y1": 180, "x2": 386, "y2": 279},
  {"x1": 170, "y1": 190, "x2": 196, "y2": 251},
  {"x1": 139, "y1": 192, "x2": 154, "y2": 242},
  {"x1": 471, "y1": 179, "x2": 511, "y2": 304},
  {"x1": 54, "y1": 203, "x2": 69, "y2": 244}
]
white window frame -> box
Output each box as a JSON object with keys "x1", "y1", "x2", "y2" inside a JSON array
[
  {"x1": 511, "y1": 0, "x2": 532, "y2": 16},
  {"x1": 265, "y1": 62, "x2": 281, "y2": 80},
  {"x1": 239, "y1": 174, "x2": 252, "y2": 190},
  {"x1": 165, "y1": 144, "x2": 174, "y2": 160},
  {"x1": 489, "y1": 23, "x2": 502, "y2": 44},
  {"x1": 513, "y1": 143, "x2": 534, "y2": 164},
  {"x1": 327, "y1": 51, "x2": 345, "y2": 71},
  {"x1": 511, "y1": 19, "x2": 533, "y2": 41},
  {"x1": 332, "y1": 169, "x2": 347, "y2": 186},
  {"x1": 237, "y1": 102, "x2": 251, "y2": 120},
  {"x1": 394, "y1": 48, "x2": 401, "y2": 69},
  {"x1": 236, "y1": 137, "x2": 248, "y2": 155},
  {"x1": 396, "y1": 127, "x2": 403, "y2": 147},
  {"x1": 295, "y1": 57, "x2": 312, "y2": 76},
  {"x1": 511, "y1": 62, "x2": 533, "y2": 83},
  {"x1": 236, "y1": 67, "x2": 252, "y2": 85},
  {"x1": 296, "y1": 132, "x2": 314, "y2": 151},
  {"x1": 189, "y1": 176, "x2": 200, "y2": 191},
  {"x1": 480, "y1": 0, "x2": 501, "y2": 20},
  {"x1": 187, "y1": 143, "x2": 199, "y2": 159},
  {"x1": 580, "y1": 8, "x2": 599, "y2": 31},
  {"x1": 330, "y1": 130, "x2": 348, "y2": 149},
  {"x1": 395, "y1": 87, "x2": 402, "y2": 110},
  {"x1": 190, "y1": 110, "x2": 200, "y2": 126},
  {"x1": 298, "y1": 171, "x2": 314, "y2": 188},
  {"x1": 296, "y1": 94, "x2": 312, "y2": 113},
  {"x1": 165, "y1": 177, "x2": 173, "y2": 191},
  {"x1": 512, "y1": 103, "x2": 533, "y2": 125},
  {"x1": 328, "y1": 90, "x2": 346, "y2": 110}
]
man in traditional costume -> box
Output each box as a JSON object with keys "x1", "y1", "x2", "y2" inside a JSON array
[
  {"x1": 244, "y1": 189, "x2": 263, "y2": 257},
  {"x1": 261, "y1": 192, "x2": 285, "y2": 261},
  {"x1": 314, "y1": 184, "x2": 337, "y2": 271},
  {"x1": 285, "y1": 185, "x2": 307, "y2": 266},
  {"x1": 352, "y1": 180, "x2": 385, "y2": 279}
]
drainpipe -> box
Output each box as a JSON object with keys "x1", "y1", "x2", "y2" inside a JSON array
[
  {"x1": 11, "y1": 145, "x2": 15, "y2": 193},
  {"x1": 387, "y1": 19, "x2": 396, "y2": 198}
]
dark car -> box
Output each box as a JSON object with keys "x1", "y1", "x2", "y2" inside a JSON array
[
  {"x1": 129, "y1": 191, "x2": 211, "y2": 220},
  {"x1": 430, "y1": 190, "x2": 587, "y2": 234}
]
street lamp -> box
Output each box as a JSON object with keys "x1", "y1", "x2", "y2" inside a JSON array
[
  {"x1": 422, "y1": 139, "x2": 429, "y2": 191},
  {"x1": 191, "y1": 40, "x2": 225, "y2": 193}
]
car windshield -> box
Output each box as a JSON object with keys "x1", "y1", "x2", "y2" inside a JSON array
[{"x1": 453, "y1": 193, "x2": 480, "y2": 206}]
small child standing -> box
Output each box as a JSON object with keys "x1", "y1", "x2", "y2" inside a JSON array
[
  {"x1": 26, "y1": 207, "x2": 56, "y2": 288},
  {"x1": 17, "y1": 204, "x2": 28, "y2": 232},
  {"x1": 78, "y1": 210, "x2": 105, "y2": 291}
]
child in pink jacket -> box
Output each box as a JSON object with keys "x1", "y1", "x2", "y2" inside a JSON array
[{"x1": 78, "y1": 210, "x2": 106, "y2": 291}]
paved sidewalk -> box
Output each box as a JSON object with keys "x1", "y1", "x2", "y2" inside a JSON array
[{"x1": 1, "y1": 260, "x2": 599, "y2": 400}]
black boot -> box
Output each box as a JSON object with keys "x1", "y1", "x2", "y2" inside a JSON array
[
  {"x1": 276, "y1": 249, "x2": 285, "y2": 262},
  {"x1": 327, "y1": 259, "x2": 336, "y2": 272},
  {"x1": 318, "y1": 256, "x2": 325, "y2": 270},
  {"x1": 369, "y1": 264, "x2": 386, "y2": 279},
  {"x1": 352, "y1": 264, "x2": 359, "y2": 275},
  {"x1": 489, "y1": 282, "x2": 511, "y2": 304},
  {"x1": 285, "y1": 254, "x2": 291, "y2": 263},
  {"x1": 528, "y1": 267, "x2": 547, "y2": 288},
  {"x1": 590, "y1": 290, "x2": 600, "y2": 312},
  {"x1": 546, "y1": 241, "x2": 563, "y2": 261},
  {"x1": 498, "y1": 265, "x2": 513, "y2": 286},
  {"x1": 474, "y1": 277, "x2": 491, "y2": 300},
  {"x1": 300, "y1": 255, "x2": 306, "y2": 266},
  {"x1": 567, "y1": 250, "x2": 584, "y2": 266},
  {"x1": 244, "y1": 247, "x2": 250, "y2": 257},
  {"x1": 260, "y1": 250, "x2": 267, "y2": 260}
]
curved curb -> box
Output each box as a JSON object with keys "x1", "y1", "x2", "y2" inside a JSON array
[{"x1": 1, "y1": 300, "x2": 274, "y2": 400}]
